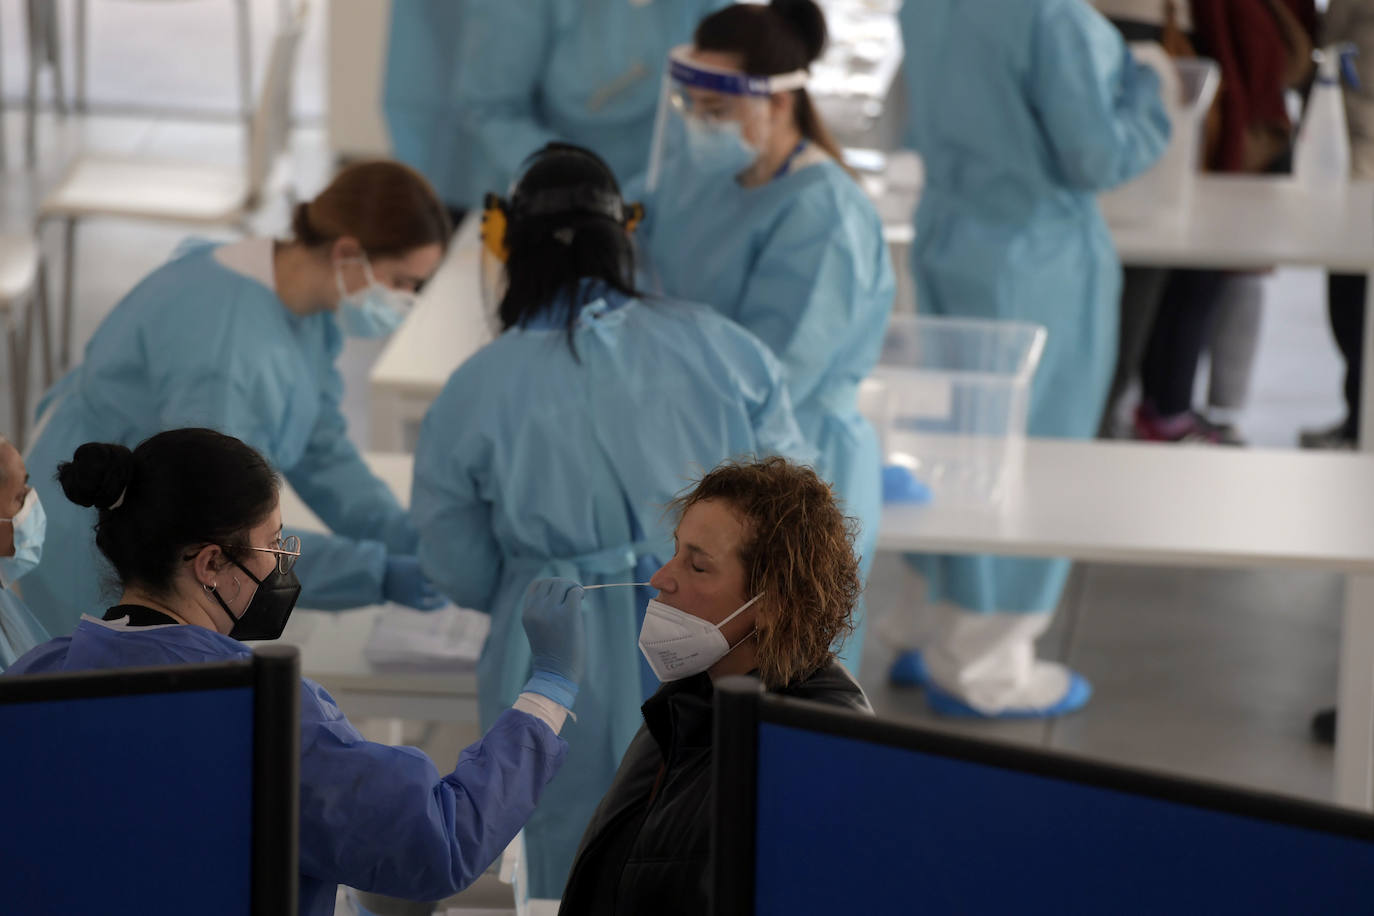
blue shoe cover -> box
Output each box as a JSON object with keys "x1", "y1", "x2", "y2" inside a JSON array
[
  {"x1": 888, "y1": 649, "x2": 930, "y2": 687},
  {"x1": 882, "y1": 464, "x2": 932, "y2": 505},
  {"x1": 925, "y1": 672, "x2": 1093, "y2": 719}
]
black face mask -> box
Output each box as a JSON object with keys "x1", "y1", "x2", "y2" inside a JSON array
[{"x1": 212, "y1": 558, "x2": 302, "y2": 641}]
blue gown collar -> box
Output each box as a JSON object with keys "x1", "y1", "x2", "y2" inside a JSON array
[{"x1": 517, "y1": 279, "x2": 633, "y2": 331}]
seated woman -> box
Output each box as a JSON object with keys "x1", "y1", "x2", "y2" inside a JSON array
[
  {"x1": 558, "y1": 456, "x2": 871, "y2": 915},
  {"x1": 4, "y1": 428, "x2": 587, "y2": 916},
  {"x1": 411, "y1": 141, "x2": 810, "y2": 896}
]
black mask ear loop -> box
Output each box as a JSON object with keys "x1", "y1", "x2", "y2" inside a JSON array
[{"x1": 205, "y1": 573, "x2": 244, "y2": 627}]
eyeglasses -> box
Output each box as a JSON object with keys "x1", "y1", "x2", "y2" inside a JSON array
[{"x1": 245, "y1": 535, "x2": 301, "y2": 575}]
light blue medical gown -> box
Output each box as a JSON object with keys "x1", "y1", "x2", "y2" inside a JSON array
[
  {"x1": 22, "y1": 241, "x2": 415, "y2": 636},
  {"x1": 0, "y1": 586, "x2": 48, "y2": 671},
  {"x1": 5, "y1": 618, "x2": 566, "y2": 916},
  {"x1": 454, "y1": 0, "x2": 728, "y2": 193},
  {"x1": 900, "y1": 0, "x2": 1170, "y2": 612},
  {"x1": 638, "y1": 154, "x2": 896, "y2": 673},
  {"x1": 383, "y1": 0, "x2": 474, "y2": 207},
  {"x1": 411, "y1": 287, "x2": 809, "y2": 896}
]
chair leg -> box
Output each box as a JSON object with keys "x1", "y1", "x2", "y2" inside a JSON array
[
  {"x1": 35, "y1": 258, "x2": 55, "y2": 387},
  {"x1": 46, "y1": 1, "x2": 67, "y2": 117},
  {"x1": 74, "y1": 0, "x2": 88, "y2": 114},
  {"x1": 236, "y1": 0, "x2": 253, "y2": 122},
  {"x1": 7, "y1": 302, "x2": 30, "y2": 451},
  {"x1": 25, "y1": 0, "x2": 40, "y2": 167},
  {"x1": 60, "y1": 218, "x2": 76, "y2": 372}
]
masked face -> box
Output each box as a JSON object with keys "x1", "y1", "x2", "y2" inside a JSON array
[
  {"x1": 0, "y1": 488, "x2": 46, "y2": 589},
  {"x1": 213, "y1": 556, "x2": 302, "y2": 642},
  {"x1": 682, "y1": 115, "x2": 761, "y2": 180},
  {"x1": 639, "y1": 592, "x2": 762, "y2": 682},
  {"x1": 641, "y1": 499, "x2": 759, "y2": 681},
  {"x1": 334, "y1": 253, "x2": 415, "y2": 339}
]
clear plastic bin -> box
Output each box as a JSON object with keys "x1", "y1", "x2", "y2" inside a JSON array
[
  {"x1": 859, "y1": 315, "x2": 1046, "y2": 507},
  {"x1": 1099, "y1": 50, "x2": 1220, "y2": 226}
]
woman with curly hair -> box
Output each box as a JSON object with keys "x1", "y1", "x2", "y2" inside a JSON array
[{"x1": 557, "y1": 456, "x2": 871, "y2": 915}]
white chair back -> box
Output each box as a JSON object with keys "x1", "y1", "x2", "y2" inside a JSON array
[{"x1": 246, "y1": 2, "x2": 307, "y2": 203}]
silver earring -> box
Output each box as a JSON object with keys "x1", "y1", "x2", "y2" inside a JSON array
[{"x1": 204, "y1": 582, "x2": 217, "y2": 594}]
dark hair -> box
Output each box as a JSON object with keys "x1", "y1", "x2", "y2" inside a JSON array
[
  {"x1": 57, "y1": 429, "x2": 280, "y2": 597},
  {"x1": 292, "y1": 159, "x2": 453, "y2": 259},
  {"x1": 497, "y1": 143, "x2": 640, "y2": 351},
  {"x1": 669, "y1": 456, "x2": 860, "y2": 687},
  {"x1": 694, "y1": 0, "x2": 849, "y2": 172}
]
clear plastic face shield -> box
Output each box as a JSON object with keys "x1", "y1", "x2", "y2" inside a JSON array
[{"x1": 645, "y1": 44, "x2": 809, "y2": 193}]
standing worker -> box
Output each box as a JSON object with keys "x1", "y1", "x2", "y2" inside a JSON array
[
  {"x1": 635, "y1": 0, "x2": 895, "y2": 676},
  {"x1": 452, "y1": 0, "x2": 729, "y2": 196},
  {"x1": 412, "y1": 142, "x2": 811, "y2": 896},
  {"x1": 384, "y1": 0, "x2": 475, "y2": 224},
  {"x1": 889, "y1": 0, "x2": 1170, "y2": 717},
  {"x1": 22, "y1": 161, "x2": 451, "y2": 636}
]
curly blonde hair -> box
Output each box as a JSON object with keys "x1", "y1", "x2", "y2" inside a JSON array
[{"x1": 669, "y1": 456, "x2": 860, "y2": 687}]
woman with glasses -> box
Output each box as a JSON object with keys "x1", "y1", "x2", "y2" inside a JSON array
[
  {"x1": 21, "y1": 160, "x2": 452, "y2": 639},
  {"x1": 5, "y1": 428, "x2": 590, "y2": 916}
]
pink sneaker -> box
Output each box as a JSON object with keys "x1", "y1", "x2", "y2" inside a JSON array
[{"x1": 1133, "y1": 404, "x2": 1241, "y2": 444}]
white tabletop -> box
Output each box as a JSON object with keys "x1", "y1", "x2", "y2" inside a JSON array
[
  {"x1": 879, "y1": 439, "x2": 1374, "y2": 572},
  {"x1": 371, "y1": 217, "x2": 492, "y2": 396},
  {"x1": 274, "y1": 454, "x2": 478, "y2": 719},
  {"x1": 338, "y1": 444, "x2": 1374, "y2": 575},
  {"x1": 882, "y1": 174, "x2": 1374, "y2": 272}
]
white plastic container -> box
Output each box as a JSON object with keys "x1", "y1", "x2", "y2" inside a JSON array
[
  {"x1": 859, "y1": 315, "x2": 1047, "y2": 507},
  {"x1": 1098, "y1": 48, "x2": 1220, "y2": 226},
  {"x1": 1294, "y1": 45, "x2": 1353, "y2": 189}
]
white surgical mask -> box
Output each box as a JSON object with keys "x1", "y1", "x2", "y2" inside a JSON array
[
  {"x1": 683, "y1": 115, "x2": 759, "y2": 180},
  {"x1": 638, "y1": 592, "x2": 762, "y2": 682},
  {"x1": 0, "y1": 488, "x2": 45, "y2": 589},
  {"x1": 334, "y1": 254, "x2": 415, "y2": 339}
]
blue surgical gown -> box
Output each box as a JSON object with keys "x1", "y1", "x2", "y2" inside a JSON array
[
  {"x1": 411, "y1": 287, "x2": 810, "y2": 895},
  {"x1": 454, "y1": 0, "x2": 728, "y2": 194},
  {"x1": 4, "y1": 617, "x2": 566, "y2": 916},
  {"x1": 383, "y1": 0, "x2": 474, "y2": 207},
  {"x1": 22, "y1": 241, "x2": 415, "y2": 636},
  {"x1": 638, "y1": 153, "x2": 896, "y2": 674},
  {"x1": 900, "y1": 0, "x2": 1170, "y2": 613},
  {"x1": 0, "y1": 586, "x2": 48, "y2": 671}
]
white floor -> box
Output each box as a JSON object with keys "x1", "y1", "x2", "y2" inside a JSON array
[{"x1": 0, "y1": 3, "x2": 1357, "y2": 819}]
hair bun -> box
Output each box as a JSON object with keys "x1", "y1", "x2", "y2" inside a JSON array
[
  {"x1": 57, "y1": 442, "x2": 135, "y2": 510},
  {"x1": 771, "y1": 0, "x2": 827, "y2": 64}
]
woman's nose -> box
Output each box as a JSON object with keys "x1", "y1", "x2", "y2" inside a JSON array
[{"x1": 649, "y1": 562, "x2": 675, "y2": 593}]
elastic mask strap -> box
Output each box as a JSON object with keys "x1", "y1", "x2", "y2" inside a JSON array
[{"x1": 716, "y1": 593, "x2": 763, "y2": 631}]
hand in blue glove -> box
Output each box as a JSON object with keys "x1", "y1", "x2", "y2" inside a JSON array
[
  {"x1": 521, "y1": 577, "x2": 586, "y2": 708},
  {"x1": 383, "y1": 555, "x2": 447, "y2": 610}
]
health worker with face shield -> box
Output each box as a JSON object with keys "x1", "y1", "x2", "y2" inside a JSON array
[
  {"x1": 887, "y1": 0, "x2": 1170, "y2": 718},
  {"x1": 450, "y1": 0, "x2": 730, "y2": 197},
  {"x1": 22, "y1": 161, "x2": 451, "y2": 638},
  {"x1": 635, "y1": 0, "x2": 895, "y2": 676},
  {"x1": 411, "y1": 142, "x2": 812, "y2": 897},
  {"x1": 5, "y1": 429, "x2": 589, "y2": 916},
  {"x1": 0, "y1": 436, "x2": 50, "y2": 671}
]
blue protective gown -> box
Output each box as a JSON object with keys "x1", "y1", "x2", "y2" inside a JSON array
[
  {"x1": 22, "y1": 241, "x2": 415, "y2": 637},
  {"x1": 411, "y1": 286, "x2": 810, "y2": 895},
  {"x1": 899, "y1": 0, "x2": 1170, "y2": 614},
  {"x1": 454, "y1": 0, "x2": 728, "y2": 194},
  {"x1": 0, "y1": 586, "x2": 48, "y2": 671},
  {"x1": 638, "y1": 151, "x2": 895, "y2": 673},
  {"x1": 383, "y1": 0, "x2": 474, "y2": 207},
  {"x1": 5, "y1": 617, "x2": 566, "y2": 916}
]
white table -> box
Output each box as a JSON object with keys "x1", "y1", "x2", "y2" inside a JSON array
[
  {"x1": 333, "y1": 446, "x2": 1374, "y2": 809},
  {"x1": 273, "y1": 453, "x2": 479, "y2": 725},
  {"x1": 369, "y1": 217, "x2": 492, "y2": 451}
]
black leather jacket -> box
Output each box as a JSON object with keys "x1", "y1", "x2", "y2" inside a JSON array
[{"x1": 557, "y1": 662, "x2": 872, "y2": 915}]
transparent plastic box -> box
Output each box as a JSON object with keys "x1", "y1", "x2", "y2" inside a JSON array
[
  {"x1": 1099, "y1": 51, "x2": 1220, "y2": 226},
  {"x1": 859, "y1": 315, "x2": 1047, "y2": 507}
]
